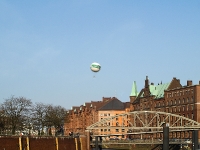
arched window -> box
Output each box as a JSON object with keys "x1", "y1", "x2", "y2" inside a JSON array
[
  {"x1": 191, "y1": 97, "x2": 194, "y2": 102},
  {"x1": 187, "y1": 97, "x2": 189, "y2": 103}
]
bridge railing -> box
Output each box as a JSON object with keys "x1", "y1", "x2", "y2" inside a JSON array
[{"x1": 90, "y1": 138, "x2": 192, "y2": 145}]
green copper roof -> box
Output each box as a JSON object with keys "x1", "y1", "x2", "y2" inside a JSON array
[
  {"x1": 149, "y1": 83, "x2": 170, "y2": 98},
  {"x1": 130, "y1": 81, "x2": 138, "y2": 96}
]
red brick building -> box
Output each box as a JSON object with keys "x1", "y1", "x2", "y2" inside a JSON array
[
  {"x1": 130, "y1": 76, "x2": 200, "y2": 138},
  {"x1": 64, "y1": 76, "x2": 200, "y2": 138},
  {"x1": 64, "y1": 97, "x2": 130, "y2": 136}
]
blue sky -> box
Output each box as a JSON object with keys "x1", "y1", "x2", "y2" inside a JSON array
[{"x1": 0, "y1": 1, "x2": 200, "y2": 109}]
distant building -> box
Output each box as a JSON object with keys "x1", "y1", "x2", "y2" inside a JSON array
[{"x1": 64, "y1": 97, "x2": 130, "y2": 137}]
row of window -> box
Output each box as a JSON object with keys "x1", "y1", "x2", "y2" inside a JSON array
[
  {"x1": 167, "y1": 89, "x2": 193, "y2": 98},
  {"x1": 155, "y1": 97, "x2": 194, "y2": 107},
  {"x1": 100, "y1": 113, "x2": 111, "y2": 117},
  {"x1": 166, "y1": 104, "x2": 194, "y2": 112},
  {"x1": 100, "y1": 129, "x2": 125, "y2": 132}
]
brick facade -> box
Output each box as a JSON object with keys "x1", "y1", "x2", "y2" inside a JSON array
[
  {"x1": 130, "y1": 76, "x2": 200, "y2": 139},
  {"x1": 64, "y1": 76, "x2": 200, "y2": 139},
  {"x1": 64, "y1": 97, "x2": 130, "y2": 136}
]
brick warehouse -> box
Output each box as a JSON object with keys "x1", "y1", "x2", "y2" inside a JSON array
[
  {"x1": 130, "y1": 76, "x2": 200, "y2": 139},
  {"x1": 64, "y1": 76, "x2": 200, "y2": 139},
  {"x1": 64, "y1": 97, "x2": 130, "y2": 136}
]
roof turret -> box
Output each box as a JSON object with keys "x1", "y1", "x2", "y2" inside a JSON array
[{"x1": 130, "y1": 81, "x2": 138, "y2": 96}]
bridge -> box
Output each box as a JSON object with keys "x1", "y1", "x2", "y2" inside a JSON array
[{"x1": 86, "y1": 111, "x2": 200, "y2": 150}]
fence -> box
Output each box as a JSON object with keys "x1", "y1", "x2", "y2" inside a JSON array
[{"x1": 0, "y1": 136, "x2": 87, "y2": 150}]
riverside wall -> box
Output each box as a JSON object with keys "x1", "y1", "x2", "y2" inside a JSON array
[{"x1": 0, "y1": 136, "x2": 87, "y2": 150}]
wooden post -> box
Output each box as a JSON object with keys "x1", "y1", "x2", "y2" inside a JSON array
[
  {"x1": 75, "y1": 138, "x2": 78, "y2": 150},
  {"x1": 80, "y1": 137, "x2": 83, "y2": 150},
  {"x1": 86, "y1": 130, "x2": 91, "y2": 150},
  {"x1": 19, "y1": 137, "x2": 22, "y2": 150},
  {"x1": 26, "y1": 137, "x2": 30, "y2": 150},
  {"x1": 55, "y1": 137, "x2": 59, "y2": 150}
]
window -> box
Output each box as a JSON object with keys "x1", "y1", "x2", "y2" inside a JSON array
[
  {"x1": 116, "y1": 129, "x2": 119, "y2": 132},
  {"x1": 183, "y1": 98, "x2": 185, "y2": 104},
  {"x1": 191, "y1": 104, "x2": 194, "y2": 110},
  {"x1": 122, "y1": 129, "x2": 125, "y2": 132},
  {"x1": 116, "y1": 122, "x2": 119, "y2": 126},
  {"x1": 191, "y1": 97, "x2": 194, "y2": 102}
]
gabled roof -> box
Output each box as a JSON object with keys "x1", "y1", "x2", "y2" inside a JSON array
[
  {"x1": 149, "y1": 83, "x2": 170, "y2": 99},
  {"x1": 91, "y1": 101, "x2": 106, "y2": 110},
  {"x1": 133, "y1": 81, "x2": 170, "y2": 104},
  {"x1": 99, "y1": 98, "x2": 125, "y2": 110}
]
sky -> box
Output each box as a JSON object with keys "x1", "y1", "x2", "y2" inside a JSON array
[{"x1": 0, "y1": 1, "x2": 200, "y2": 109}]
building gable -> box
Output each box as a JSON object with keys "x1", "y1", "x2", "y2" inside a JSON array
[{"x1": 99, "y1": 98, "x2": 125, "y2": 110}]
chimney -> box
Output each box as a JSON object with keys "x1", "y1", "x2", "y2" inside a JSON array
[
  {"x1": 145, "y1": 76, "x2": 149, "y2": 88},
  {"x1": 187, "y1": 80, "x2": 192, "y2": 86}
]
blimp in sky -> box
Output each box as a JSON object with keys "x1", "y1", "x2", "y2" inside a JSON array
[{"x1": 90, "y1": 62, "x2": 101, "y2": 72}]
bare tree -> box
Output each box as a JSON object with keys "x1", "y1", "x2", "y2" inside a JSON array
[
  {"x1": 0, "y1": 96, "x2": 32, "y2": 135},
  {"x1": 32, "y1": 102, "x2": 49, "y2": 135},
  {"x1": 45, "y1": 105, "x2": 67, "y2": 135}
]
